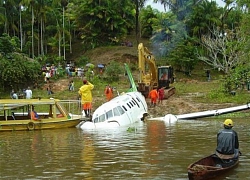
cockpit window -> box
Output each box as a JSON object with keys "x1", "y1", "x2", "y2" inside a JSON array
[
  {"x1": 118, "y1": 106, "x2": 125, "y2": 114},
  {"x1": 113, "y1": 107, "x2": 120, "y2": 116},
  {"x1": 99, "y1": 114, "x2": 106, "y2": 122},
  {"x1": 106, "y1": 109, "x2": 113, "y2": 120},
  {"x1": 93, "y1": 117, "x2": 98, "y2": 123}
]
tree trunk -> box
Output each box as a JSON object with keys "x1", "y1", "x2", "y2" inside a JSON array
[
  {"x1": 63, "y1": 6, "x2": 65, "y2": 60},
  {"x1": 19, "y1": 6, "x2": 23, "y2": 51},
  {"x1": 32, "y1": 6, "x2": 34, "y2": 59}
]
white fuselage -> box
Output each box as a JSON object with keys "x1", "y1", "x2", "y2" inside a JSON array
[{"x1": 78, "y1": 91, "x2": 148, "y2": 129}]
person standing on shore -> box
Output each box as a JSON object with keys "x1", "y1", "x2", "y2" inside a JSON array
[
  {"x1": 78, "y1": 80, "x2": 94, "y2": 118},
  {"x1": 104, "y1": 84, "x2": 113, "y2": 101},
  {"x1": 69, "y1": 80, "x2": 74, "y2": 91},
  {"x1": 25, "y1": 87, "x2": 32, "y2": 99},
  {"x1": 148, "y1": 87, "x2": 158, "y2": 107},
  {"x1": 158, "y1": 87, "x2": 165, "y2": 104}
]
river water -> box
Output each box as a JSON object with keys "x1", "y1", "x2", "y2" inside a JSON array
[{"x1": 0, "y1": 118, "x2": 249, "y2": 180}]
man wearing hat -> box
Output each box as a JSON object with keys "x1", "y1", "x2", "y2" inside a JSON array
[
  {"x1": 78, "y1": 80, "x2": 94, "y2": 118},
  {"x1": 215, "y1": 119, "x2": 240, "y2": 159}
]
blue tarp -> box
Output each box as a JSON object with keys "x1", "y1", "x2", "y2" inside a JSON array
[{"x1": 98, "y1": 64, "x2": 104, "y2": 68}]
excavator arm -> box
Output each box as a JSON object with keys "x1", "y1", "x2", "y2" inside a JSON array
[{"x1": 138, "y1": 43, "x2": 158, "y2": 87}]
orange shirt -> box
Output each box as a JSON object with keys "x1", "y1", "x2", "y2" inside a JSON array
[
  {"x1": 105, "y1": 87, "x2": 113, "y2": 101},
  {"x1": 31, "y1": 111, "x2": 39, "y2": 120},
  {"x1": 148, "y1": 89, "x2": 158, "y2": 99}
]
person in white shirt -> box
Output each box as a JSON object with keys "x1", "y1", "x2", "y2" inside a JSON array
[
  {"x1": 45, "y1": 71, "x2": 51, "y2": 83},
  {"x1": 25, "y1": 87, "x2": 32, "y2": 99}
]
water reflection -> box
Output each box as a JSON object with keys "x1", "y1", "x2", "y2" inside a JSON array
[{"x1": 0, "y1": 118, "x2": 249, "y2": 179}]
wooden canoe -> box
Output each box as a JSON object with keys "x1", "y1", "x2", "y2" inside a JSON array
[{"x1": 187, "y1": 154, "x2": 239, "y2": 180}]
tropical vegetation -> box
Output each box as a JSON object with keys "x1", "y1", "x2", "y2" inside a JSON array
[{"x1": 0, "y1": 0, "x2": 249, "y2": 97}]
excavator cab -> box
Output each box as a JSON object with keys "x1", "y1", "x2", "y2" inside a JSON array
[{"x1": 158, "y1": 66, "x2": 174, "y2": 89}]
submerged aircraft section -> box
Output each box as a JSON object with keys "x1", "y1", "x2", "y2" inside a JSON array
[
  {"x1": 78, "y1": 91, "x2": 148, "y2": 129},
  {"x1": 77, "y1": 63, "x2": 148, "y2": 130}
]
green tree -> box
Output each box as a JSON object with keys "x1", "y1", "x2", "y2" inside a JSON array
[
  {"x1": 139, "y1": 5, "x2": 158, "y2": 38},
  {"x1": 105, "y1": 61, "x2": 123, "y2": 82},
  {"x1": 0, "y1": 34, "x2": 40, "y2": 90},
  {"x1": 0, "y1": 55, "x2": 41, "y2": 90},
  {"x1": 75, "y1": 0, "x2": 135, "y2": 49},
  {"x1": 150, "y1": 12, "x2": 187, "y2": 58},
  {"x1": 168, "y1": 38, "x2": 198, "y2": 75},
  {"x1": 186, "y1": 0, "x2": 221, "y2": 39},
  {"x1": 0, "y1": 33, "x2": 18, "y2": 54},
  {"x1": 20, "y1": 0, "x2": 37, "y2": 58}
]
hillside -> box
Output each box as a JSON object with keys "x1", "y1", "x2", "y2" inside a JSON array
[
  {"x1": 67, "y1": 35, "x2": 150, "y2": 65},
  {"x1": 49, "y1": 38, "x2": 239, "y2": 117}
]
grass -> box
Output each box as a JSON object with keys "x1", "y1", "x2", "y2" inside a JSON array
[
  {"x1": 2, "y1": 63, "x2": 250, "y2": 107},
  {"x1": 2, "y1": 38, "x2": 250, "y2": 109}
]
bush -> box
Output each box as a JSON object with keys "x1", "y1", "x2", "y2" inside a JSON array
[{"x1": 104, "y1": 61, "x2": 123, "y2": 82}]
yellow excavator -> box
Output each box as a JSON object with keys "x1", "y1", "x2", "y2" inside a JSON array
[{"x1": 137, "y1": 43, "x2": 175, "y2": 99}]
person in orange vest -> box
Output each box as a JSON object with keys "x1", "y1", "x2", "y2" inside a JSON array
[
  {"x1": 148, "y1": 87, "x2": 158, "y2": 107},
  {"x1": 104, "y1": 84, "x2": 113, "y2": 101}
]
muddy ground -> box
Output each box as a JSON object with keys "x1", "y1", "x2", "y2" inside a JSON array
[{"x1": 48, "y1": 78, "x2": 235, "y2": 118}]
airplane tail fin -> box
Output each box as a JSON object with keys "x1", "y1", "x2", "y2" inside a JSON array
[{"x1": 124, "y1": 63, "x2": 137, "y2": 92}]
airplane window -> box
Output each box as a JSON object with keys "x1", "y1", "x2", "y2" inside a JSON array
[
  {"x1": 106, "y1": 110, "x2": 113, "y2": 120},
  {"x1": 118, "y1": 106, "x2": 125, "y2": 115},
  {"x1": 129, "y1": 102, "x2": 133, "y2": 107},
  {"x1": 122, "y1": 105, "x2": 127, "y2": 111},
  {"x1": 99, "y1": 114, "x2": 106, "y2": 122},
  {"x1": 132, "y1": 98, "x2": 140, "y2": 108},
  {"x1": 113, "y1": 107, "x2": 120, "y2": 116},
  {"x1": 127, "y1": 103, "x2": 131, "y2": 108}
]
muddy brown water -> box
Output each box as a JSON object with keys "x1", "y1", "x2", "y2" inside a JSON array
[{"x1": 0, "y1": 118, "x2": 249, "y2": 180}]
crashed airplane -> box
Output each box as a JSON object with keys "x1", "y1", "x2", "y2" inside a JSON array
[{"x1": 77, "y1": 64, "x2": 148, "y2": 130}]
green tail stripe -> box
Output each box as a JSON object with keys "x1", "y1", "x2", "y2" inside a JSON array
[{"x1": 124, "y1": 63, "x2": 137, "y2": 92}]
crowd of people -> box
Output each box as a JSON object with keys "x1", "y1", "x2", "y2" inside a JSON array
[
  {"x1": 42, "y1": 64, "x2": 58, "y2": 83},
  {"x1": 65, "y1": 65, "x2": 85, "y2": 78},
  {"x1": 10, "y1": 87, "x2": 33, "y2": 99}
]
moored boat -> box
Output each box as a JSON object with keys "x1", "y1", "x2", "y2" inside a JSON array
[
  {"x1": 187, "y1": 154, "x2": 239, "y2": 180},
  {"x1": 0, "y1": 98, "x2": 83, "y2": 131}
]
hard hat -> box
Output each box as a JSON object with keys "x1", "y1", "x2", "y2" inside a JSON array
[{"x1": 223, "y1": 119, "x2": 233, "y2": 127}]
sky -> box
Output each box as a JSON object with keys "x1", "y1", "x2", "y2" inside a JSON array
[{"x1": 145, "y1": 0, "x2": 226, "y2": 12}]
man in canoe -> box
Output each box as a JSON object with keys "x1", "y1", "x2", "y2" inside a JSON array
[{"x1": 215, "y1": 119, "x2": 240, "y2": 159}]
